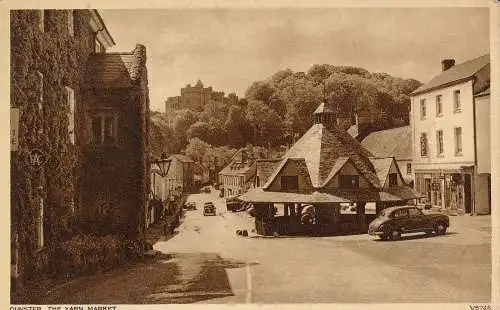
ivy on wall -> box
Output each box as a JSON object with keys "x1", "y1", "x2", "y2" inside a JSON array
[{"x1": 11, "y1": 10, "x2": 94, "y2": 280}]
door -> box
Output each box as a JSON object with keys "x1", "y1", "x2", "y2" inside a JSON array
[
  {"x1": 407, "y1": 207, "x2": 430, "y2": 231},
  {"x1": 464, "y1": 174, "x2": 472, "y2": 213}
]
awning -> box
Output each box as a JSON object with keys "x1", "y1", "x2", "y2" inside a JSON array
[{"x1": 239, "y1": 188, "x2": 349, "y2": 204}]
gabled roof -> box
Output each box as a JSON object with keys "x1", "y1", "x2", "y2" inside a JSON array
[
  {"x1": 412, "y1": 54, "x2": 490, "y2": 95},
  {"x1": 239, "y1": 188, "x2": 349, "y2": 204},
  {"x1": 369, "y1": 157, "x2": 394, "y2": 187},
  {"x1": 361, "y1": 126, "x2": 412, "y2": 160},
  {"x1": 263, "y1": 123, "x2": 380, "y2": 189}
]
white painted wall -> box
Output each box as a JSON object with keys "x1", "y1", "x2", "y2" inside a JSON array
[{"x1": 412, "y1": 80, "x2": 476, "y2": 170}]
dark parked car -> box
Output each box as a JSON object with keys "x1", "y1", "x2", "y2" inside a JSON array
[
  {"x1": 368, "y1": 206, "x2": 449, "y2": 241},
  {"x1": 203, "y1": 202, "x2": 216, "y2": 216},
  {"x1": 183, "y1": 201, "x2": 196, "y2": 211}
]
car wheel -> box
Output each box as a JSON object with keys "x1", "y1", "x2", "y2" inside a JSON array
[
  {"x1": 389, "y1": 229, "x2": 401, "y2": 241},
  {"x1": 434, "y1": 222, "x2": 447, "y2": 235}
]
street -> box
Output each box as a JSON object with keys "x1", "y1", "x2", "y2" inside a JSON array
[{"x1": 21, "y1": 188, "x2": 491, "y2": 304}]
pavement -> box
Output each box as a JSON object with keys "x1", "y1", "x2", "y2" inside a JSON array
[{"x1": 12, "y1": 187, "x2": 492, "y2": 304}]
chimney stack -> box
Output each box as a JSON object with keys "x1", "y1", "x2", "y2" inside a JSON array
[{"x1": 441, "y1": 59, "x2": 455, "y2": 71}]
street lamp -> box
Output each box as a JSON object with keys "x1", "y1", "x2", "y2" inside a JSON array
[{"x1": 155, "y1": 153, "x2": 171, "y2": 177}]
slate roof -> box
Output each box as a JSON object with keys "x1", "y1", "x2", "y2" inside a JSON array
[
  {"x1": 256, "y1": 159, "x2": 282, "y2": 186},
  {"x1": 361, "y1": 126, "x2": 412, "y2": 160},
  {"x1": 87, "y1": 46, "x2": 147, "y2": 88},
  {"x1": 412, "y1": 54, "x2": 490, "y2": 95},
  {"x1": 369, "y1": 157, "x2": 394, "y2": 187},
  {"x1": 263, "y1": 123, "x2": 380, "y2": 189}
]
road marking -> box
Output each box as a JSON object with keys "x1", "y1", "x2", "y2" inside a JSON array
[{"x1": 245, "y1": 263, "x2": 252, "y2": 303}]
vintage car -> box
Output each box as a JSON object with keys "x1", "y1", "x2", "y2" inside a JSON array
[
  {"x1": 203, "y1": 202, "x2": 216, "y2": 216},
  {"x1": 183, "y1": 201, "x2": 196, "y2": 211},
  {"x1": 368, "y1": 205, "x2": 449, "y2": 241}
]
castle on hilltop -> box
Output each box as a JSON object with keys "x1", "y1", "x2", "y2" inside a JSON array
[{"x1": 165, "y1": 79, "x2": 229, "y2": 114}]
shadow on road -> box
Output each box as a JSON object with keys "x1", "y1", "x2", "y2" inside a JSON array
[
  {"x1": 12, "y1": 252, "x2": 252, "y2": 305},
  {"x1": 372, "y1": 231, "x2": 458, "y2": 242}
]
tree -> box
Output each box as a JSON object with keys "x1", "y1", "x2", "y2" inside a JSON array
[
  {"x1": 224, "y1": 105, "x2": 246, "y2": 148},
  {"x1": 186, "y1": 121, "x2": 212, "y2": 143},
  {"x1": 245, "y1": 100, "x2": 284, "y2": 147},
  {"x1": 185, "y1": 138, "x2": 211, "y2": 163}
]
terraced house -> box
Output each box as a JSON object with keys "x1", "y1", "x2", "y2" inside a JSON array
[
  {"x1": 10, "y1": 9, "x2": 150, "y2": 290},
  {"x1": 410, "y1": 55, "x2": 491, "y2": 215}
]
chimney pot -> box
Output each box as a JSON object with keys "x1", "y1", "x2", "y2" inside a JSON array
[{"x1": 441, "y1": 59, "x2": 455, "y2": 71}]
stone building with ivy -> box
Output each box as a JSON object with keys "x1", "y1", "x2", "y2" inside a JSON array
[{"x1": 10, "y1": 9, "x2": 150, "y2": 289}]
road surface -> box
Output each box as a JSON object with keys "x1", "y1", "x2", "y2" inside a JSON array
[{"x1": 18, "y1": 188, "x2": 491, "y2": 304}]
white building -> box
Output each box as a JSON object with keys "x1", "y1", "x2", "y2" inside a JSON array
[{"x1": 410, "y1": 55, "x2": 490, "y2": 215}]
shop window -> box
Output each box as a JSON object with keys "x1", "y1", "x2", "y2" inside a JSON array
[
  {"x1": 388, "y1": 173, "x2": 398, "y2": 187},
  {"x1": 281, "y1": 175, "x2": 298, "y2": 190},
  {"x1": 339, "y1": 175, "x2": 359, "y2": 189}
]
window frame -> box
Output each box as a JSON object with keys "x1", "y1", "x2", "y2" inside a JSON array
[
  {"x1": 281, "y1": 175, "x2": 299, "y2": 191},
  {"x1": 390, "y1": 208, "x2": 409, "y2": 219},
  {"x1": 454, "y1": 127, "x2": 463, "y2": 156},
  {"x1": 420, "y1": 132, "x2": 428, "y2": 157},
  {"x1": 388, "y1": 173, "x2": 398, "y2": 187},
  {"x1": 453, "y1": 90, "x2": 461, "y2": 113},
  {"x1": 339, "y1": 175, "x2": 360, "y2": 189},
  {"x1": 65, "y1": 86, "x2": 75, "y2": 144},
  {"x1": 68, "y1": 10, "x2": 74, "y2": 37},
  {"x1": 420, "y1": 99, "x2": 426, "y2": 120},
  {"x1": 435, "y1": 95, "x2": 443, "y2": 117},
  {"x1": 436, "y1": 129, "x2": 444, "y2": 156},
  {"x1": 87, "y1": 110, "x2": 119, "y2": 146},
  {"x1": 408, "y1": 207, "x2": 423, "y2": 217}
]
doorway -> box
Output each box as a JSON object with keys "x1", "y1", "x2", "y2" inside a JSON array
[
  {"x1": 464, "y1": 174, "x2": 472, "y2": 213},
  {"x1": 424, "y1": 178, "x2": 431, "y2": 203}
]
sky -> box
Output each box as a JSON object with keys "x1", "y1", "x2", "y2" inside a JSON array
[{"x1": 99, "y1": 7, "x2": 490, "y2": 112}]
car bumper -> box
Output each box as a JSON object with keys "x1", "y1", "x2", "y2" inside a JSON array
[{"x1": 368, "y1": 230, "x2": 385, "y2": 236}]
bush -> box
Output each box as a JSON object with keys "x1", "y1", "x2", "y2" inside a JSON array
[{"x1": 58, "y1": 234, "x2": 140, "y2": 277}]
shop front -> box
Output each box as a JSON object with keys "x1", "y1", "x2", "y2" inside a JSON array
[{"x1": 414, "y1": 169, "x2": 472, "y2": 214}]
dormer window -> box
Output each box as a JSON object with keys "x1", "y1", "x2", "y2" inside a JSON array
[
  {"x1": 339, "y1": 175, "x2": 359, "y2": 189},
  {"x1": 281, "y1": 175, "x2": 298, "y2": 191}
]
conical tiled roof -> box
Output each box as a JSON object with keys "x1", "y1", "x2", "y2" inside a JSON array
[{"x1": 264, "y1": 123, "x2": 380, "y2": 189}]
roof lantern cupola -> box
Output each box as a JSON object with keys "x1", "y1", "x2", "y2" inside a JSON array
[{"x1": 313, "y1": 101, "x2": 335, "y2": 129}]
